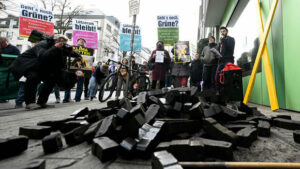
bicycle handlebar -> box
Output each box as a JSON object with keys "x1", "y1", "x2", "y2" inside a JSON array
[{"x1": 106, "y1": 59, "x2": 147, "y2": 74}]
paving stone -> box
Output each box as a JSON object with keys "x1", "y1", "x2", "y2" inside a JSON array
[
  {"x1": 236, "y1": 127, "x2": 257, "y2": 147},
  {"x1": 152, "y1": 151, "x2": 178, "y2": 169},
  {"x1": 293, "y1": 130, "x2": 300, "y2": 143},
  {"x1": 116, "y1": 108, "x2": 131, "y2": 124},
  {"x1": 42, "y1": 133, "x2": 63, "y2": 154},
  {"x1": 165, "y1": 90, "x2": 180, "y2": 105},
  {"x1": 127, "y1": 113, "x2": 146, "y2": 137},
  {"x1": 130, "y1": 104, "x2": 146, "y2": 115},
  {"x1": 137, "y1": 91, "x2": 147, "y2": 105},
  {"x1": 235, "y1": 101, "x2": 253, "y2": 115},
  {"x1": 37, "y1": 118, "x2": 73, "y2": 131},
  {"x1": 156, "y1": 119, "x2": 201, "y2": 139},
  {"x1": 148, "y1": 89, "x2": 164, "y2": 97},
  {"x1": 224, "y1": 124, "x2": 256, "y2": 133},
  {"x1": 19, "y1": 126, "x2": 52, "y2": 139},
  {"x1": 173, "y1": 102, "x2": 183, "y2": 112},
  {"x1": 247, "y1": 116, "x2": 271, "y2": 123},
  {"x1": 200, "y1": 138, "x2": 233, "y2": 161},
  {"x1": 139, "y1": 123, "x2": 152, "y2": 139},
  {"x1": 59, "y1": 120, "x2": 88, "y2": 133},
  {"x1": 120, "y1": 98, "x2": 133, "y2": 111},
  {"x1": 188, "y1": 102, "x2": 204, "y2": 119},
  {"x1": 155, "y1": 141, "x2": 171, "y2": 151},
  {"x1": 144, "y1": 104, "x2": 160, "y2": 124},
  {"x1": 64, "y1": 124, "x2": 90, "y2": 146},
  {"x1": 0, "y1": 136, "x2": 28, "y2": 159},
  {"x1": 273, "y1": 118, "x2": 300, "y2": 130},
  {"x1": 83, "y1": 120, "x2": 103, "y2": 143},
  {"x1": 204, "y1": 103, "x2": 222, "y2": 118},
  {"x1": 257, "y1": 120, "x2": 271, "y2": 137},
  {"x1": 86, "y1": 109, "x2": 104, "y2": 124},
  {"x1": 94, "y1": 115, "x2": 116, "y2": 138},
  {"x1": 71, "y1": 107, "x2": 89, "y2": 119},
  {"x1": 107, "y1": 100, "x2": 120, "y2": 108},
  {"x1": 203, "y1": 118, "x2": 238, "y2": 146},
  {"x1": 226, "y1": 120, "x2": 257, "y2": 126},
  {"x1": 119, "y1": 137, "x2": 137, "y2": 157},
  {"x1": 169, "y1": 139, "x2": 204, "y2": 161},
  {"x1": 92, "y1": 137, "x2": 119, "y2": 162}
]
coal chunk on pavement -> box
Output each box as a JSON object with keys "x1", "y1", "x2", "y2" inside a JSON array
[
  {"x1": 71, "y1": 107, "x2": 89, "y2": 119},
  {"x1": 203, "y1": 118, "x2": 238, "y2": 146},
  {"x1": 92, "y1": 137, "x2": 119, "y2": 162},
  {"x1": 42, "y1": 133, "x2": 63, "y2": 154},
  {"x1": 19, "y1": 126, "x2": 52, "y2": 139},
  {"x1": 293, "y1": 130, "x2": 300, "y2": 143},
  {"x1": 272, "y1": 118, "x2": 300, "y2": 130},
  {"x1": 0, "y1": 136, "x2": 28, "y2": 159},
  {"x1": 144, "y1": 104, "x2": 160, "y2": 124},
  {"x1": 64, "y1": 124, "x2": 90, "y2": 146},
  {"x1": 236, "y1": 127, "x2": 257, "y2": 147},
  {"x1": 257, "y1": 120, "x2": 271, "y2": 137},
  {"x1": 200, "y1": 138, "x2": 233, "y2": 161},
  {"x1": 152, "y1": 151, "x2": 179, "y2": 169}
]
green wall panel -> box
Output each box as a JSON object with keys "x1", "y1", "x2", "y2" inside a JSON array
[
  {"x1": 221, "y1": 0, "x2": 238, "y2": 26},
  {"x1": 282, "y1": 0, "x2": 300, "y2": 111}
]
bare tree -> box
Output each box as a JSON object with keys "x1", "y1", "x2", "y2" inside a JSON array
[{"x1": 56, "y1": 0, "x2": 82, "y2": 35}]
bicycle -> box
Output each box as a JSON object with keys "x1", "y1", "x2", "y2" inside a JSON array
[{"x1": 98, "y1": 59, "x2": 150, "y2": 102}]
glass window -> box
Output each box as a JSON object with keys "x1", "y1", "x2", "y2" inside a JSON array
[{"x1": 229, "y1": 0, "x2": 261, "y2": 76}]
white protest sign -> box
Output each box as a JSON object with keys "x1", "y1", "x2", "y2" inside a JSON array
[{"x1": 155, "y1": 51, "x2": 164, "y2": 63}]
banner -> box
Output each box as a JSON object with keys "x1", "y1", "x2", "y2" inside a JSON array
[
  {"x1": 174, "y1": 41, "x2": 190, "y2": 63},
  {"x1": 72, "y1": 19, "x2": 98, "y2": 49},
  {"x1": 19, "y1": 4, "x2": 54, "y2": 37},
  {"x1": 70, "y1": 46, "x2": 95, "y2": 71},
  {"x1": 157, "y1": 15, "x2": 179, "y2": 46},
  {"x1": 120, "y1": 24, "x2": 141, "y2": 52}
]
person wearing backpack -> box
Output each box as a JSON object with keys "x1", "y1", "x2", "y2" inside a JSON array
[{"x1": 216, "y1": 27, "x2": 235, "y2": 93}]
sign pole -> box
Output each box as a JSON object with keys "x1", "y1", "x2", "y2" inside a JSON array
[{"x1": 125, "y1": 14, "x2": 137, "y2": 98}]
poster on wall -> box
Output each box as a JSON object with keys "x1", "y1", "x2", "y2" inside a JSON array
[
  {"x1": 69, "y1": 46, "x2": 95, "y2": 71},
  {"x1": 119, "y1": 24, "x2": 141, "y2": 52},
  {"x1": 19, "y1": 4, "x2": 54, "y2": 37},
  {"x1": 174, "y1": 41, "x2": 190, "y2": 63},
  {"x1": 72, "y1": 19, "x2": 98, "y2": 49},
  {"x1": 157, "y1": 15, "x2": 179, "y2": 46}
]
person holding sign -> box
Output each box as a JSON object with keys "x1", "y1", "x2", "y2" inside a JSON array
[
  {"x1": 171, "y1": 47, "x2": 190, "y2": 87},
  {"x1": 149, "y1": 41, "x2": 170, "y2": 89}
]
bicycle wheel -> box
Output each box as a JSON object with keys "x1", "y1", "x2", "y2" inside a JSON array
[
  {"x1": 131, "y1": 75, "x2": 150, "y2": 96},
  {"x1": 99, "y1": 73, "x2": 118, "y2": 102}
]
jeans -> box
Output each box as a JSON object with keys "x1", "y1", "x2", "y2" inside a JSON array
[
  {"x1": 15, "y1": 82, "x2": 25, "y2": 104},
  {"x1": 63, "y1": 89, "x2": 71, "y2": 102},
  {"x1": 88, "y1": 76, "x2": 98, "y2": 98},
  {"x1": 74, "y1": 77, "x2": 84, "y2": 101},
  {"x1": 116, "y1": 78, "x2": 125, "y2": 97},
  {"x1": 54, "y1": 85, "x2": 60, "y2": 99},
  {"x1": 203, "y1": 65, "x2": 218, "y2": 91},
  {"x1": 165, "y1": 74, "x2": 174, "y2": 87}
]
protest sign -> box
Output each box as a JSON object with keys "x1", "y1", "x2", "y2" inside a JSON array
[
  {"x1": 19, "y1": 4, "x2": 54, "y2": 37},
  {"x1": 72, "y1": 19, "x2": 98, "y2": 49},
  {"x1": 120, "y1": 24, "x2": 141, "y2": 52},
  {"x1": 157, "y1": 15, "x2": 179, "y2": 46},
  {"x1": 70, "y1": 46, "x2": 95, "y2": 72},
  {"x1": 155, "y1": 51, "x2": 164, "y2": 63},
  {"x1": 174, "y1": 41, "x2": 190, "y2": 63}
]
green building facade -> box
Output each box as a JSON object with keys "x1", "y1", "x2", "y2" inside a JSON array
[{"x1": 201, "y1": 0, "x2": 300, "y2": 111}]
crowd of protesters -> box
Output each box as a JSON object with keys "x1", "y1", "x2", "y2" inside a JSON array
[{"x1": 0, "y1": 26, "x2": 235, "y2": 109}]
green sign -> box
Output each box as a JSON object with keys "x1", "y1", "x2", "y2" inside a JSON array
[
  {"x1": 157, "y1": 15, "x2": 179, "y2": 46},
  {"x1": 158, "y1": 28, "x2": 179, "y2": 46}
]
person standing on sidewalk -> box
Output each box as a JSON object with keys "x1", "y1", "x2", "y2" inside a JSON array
[
  {"x1": 149, "y1": 41, "x2": 171, "y2": 89},
  {"x1": 216, "y1": 27, "x2": 235, "y2": 93},
  {"x1": 190, "y1": 53, "x2": 203, "y2": 91},
  {"x1": 88, "y1": 63, "x2": 108, "y2": 100},
  {"x1": 201, "y1": 36, "x2": 218, "y2": 91}
]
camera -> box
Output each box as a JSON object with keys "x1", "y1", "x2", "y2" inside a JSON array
[{"x1": 28, "y1": 29, "x2": 50, "y2": 43}]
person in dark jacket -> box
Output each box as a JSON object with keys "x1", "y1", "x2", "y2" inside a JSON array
[
  {"x1": 216, "y1": 26, "x2": 235, "y2": 92},
  {"x1": 201, "y1": 36, "x2": 218, "y2": 90},
  {"x1": 10, "y1": 37, "x2": 70, "y2": 109},
  {"x1": 149, "y1": 41, "x2": 171, "y2": 89},
  {"x1": 171, "y1": 60, "x2": 190, "y2": 87},
  {"x1": 190, "y1": 53, "x2": 203, "y2": 91},
  {"x1": 88, "y1": 64, "x2": 109, "y2": 100}
]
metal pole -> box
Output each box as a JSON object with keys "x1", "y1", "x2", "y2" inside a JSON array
[
  {"x1": 125, "y1": 14, "x2": 137, "y2": 97},
  {"x1": 179, "y1": 162, "x2": 300, "y2": 169}
]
